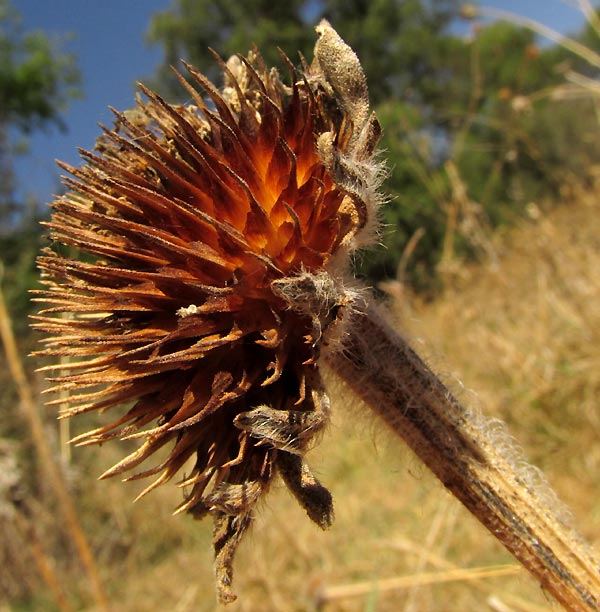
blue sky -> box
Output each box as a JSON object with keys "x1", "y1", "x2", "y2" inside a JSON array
[{"x1": 12, "y1": 0, "x2": 594, "y2": 206}]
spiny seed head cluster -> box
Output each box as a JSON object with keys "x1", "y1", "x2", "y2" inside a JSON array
[{"x1": 33, "y1": 21, "x2": 383, "y2": 603}]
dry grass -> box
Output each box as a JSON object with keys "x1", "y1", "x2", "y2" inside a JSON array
[
  {"x1": 394, "y1": 181, "x2": 600, "y2": 527},
  {"x1": 4, "y1": 183, "x2": 599, "y2": 611}
]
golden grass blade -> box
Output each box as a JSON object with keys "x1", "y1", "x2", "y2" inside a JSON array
[
  {"x1": 576, "y1": 0, "x2": 600, "y2": 39},
  {"x1": 318, "y1": 564, "x2": 521, "y2": 604},
  {"x1": 12, "y1": 510, "x2": 74, "y2": 612},
  {"x1": 0, "y1": 267, "x2": 109, "y2": 611},
  {"x1": 386, "y1": 537, "x2": 552, "y2": 611},
  {"x1": 463, "y1": 5, "x2": 600, "y2": 69},
  {"x1": 327, "y1": 303, "x2": 600, "y2": 611}
]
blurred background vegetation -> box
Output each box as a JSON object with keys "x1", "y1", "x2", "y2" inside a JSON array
[{"x1": 1, "y1": 0, "x2": 599, "y2": 610}]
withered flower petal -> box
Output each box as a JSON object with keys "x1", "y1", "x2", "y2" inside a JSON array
[{"x1": 33, "y1": 20, "x2": 383, "y2": 603}]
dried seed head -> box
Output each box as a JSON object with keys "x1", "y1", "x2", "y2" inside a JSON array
[{"x1": 33, "y1": 20, "x2": 383, "y2": 603}]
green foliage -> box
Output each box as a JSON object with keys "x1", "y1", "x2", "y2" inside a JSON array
[
  {"x1": 359, "y1": 99, "x2": 450, "y2": 288},
  {"x1": 145, "y1": 0, "x2": 316, "y2": 97},
  {"x1": 0, "y1": 215, "x2": 44, "y2": 338},
  {"x1": 0, "y1": 0, "x2": 80, "y2": 131},
  {"x1": 452, "y1": 22, "x2": 599, "y2": 214},
  {"x1": 0, "y1": 0, "x2": 80, "y2": 241},
  {"x1": 363, "y1": 19, "x2": 600, "y2": 287}
]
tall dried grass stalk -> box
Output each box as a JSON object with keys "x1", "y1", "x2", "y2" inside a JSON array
[
  {"x1": 317, "y1": 563, "x2": 521, "y2": 607},
  {"x1": 578, "y1": 0, "x2": 600, "y2": 38},
  {"x1": 387, "y1": 536, "x2": 552, "y2": 612},
  {"x1": 12, "y1": 510, "x2": 74, "y2": 612},
  {"x1": 326, "y1": 303, "x2": 600, "y2": 611},
  {"x1": 463, "y1": 4, "x2": 600, "y2": 69},
  {"x1": 0, "y1": 267, "x2": 108, "y2": 610}
]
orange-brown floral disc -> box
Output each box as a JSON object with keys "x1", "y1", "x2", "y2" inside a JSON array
[{"x1": 34, "y1": 21, "x2": 382, "y2": 603}]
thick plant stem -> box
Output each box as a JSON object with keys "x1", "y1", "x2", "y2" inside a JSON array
[{"x1": 326, "y1": 303, "x2": 600, "y2": 611}]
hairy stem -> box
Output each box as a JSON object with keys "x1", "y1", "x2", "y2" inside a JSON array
[{"x1": 326, "y1": 303, "x2": 600, "y2": 611}]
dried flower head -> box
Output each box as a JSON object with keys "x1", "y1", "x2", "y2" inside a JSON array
[{"x1": 34, "y1": 21, "x2": 383, "y2": 603}]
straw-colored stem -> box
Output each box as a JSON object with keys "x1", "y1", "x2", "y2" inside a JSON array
[
  {"x1": 326, "y1": 303, "x2": 600, "y2": 611},
  {"x1": 13, "y1": 509, "x2": 74, "y2": 612},
  {"x1": 317, "y1": 564, "x2": 521, "y2": 607},
  {"x1": 475, "y1": 5, "x2": 600, "y2": 69},
  {"x1": 0, "y1": 274, "x2": 109, "y2": 611}
]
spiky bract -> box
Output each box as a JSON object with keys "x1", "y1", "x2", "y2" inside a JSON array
[{"x1": 34, "y1": 21, "x2": 382, "y2": 603}]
